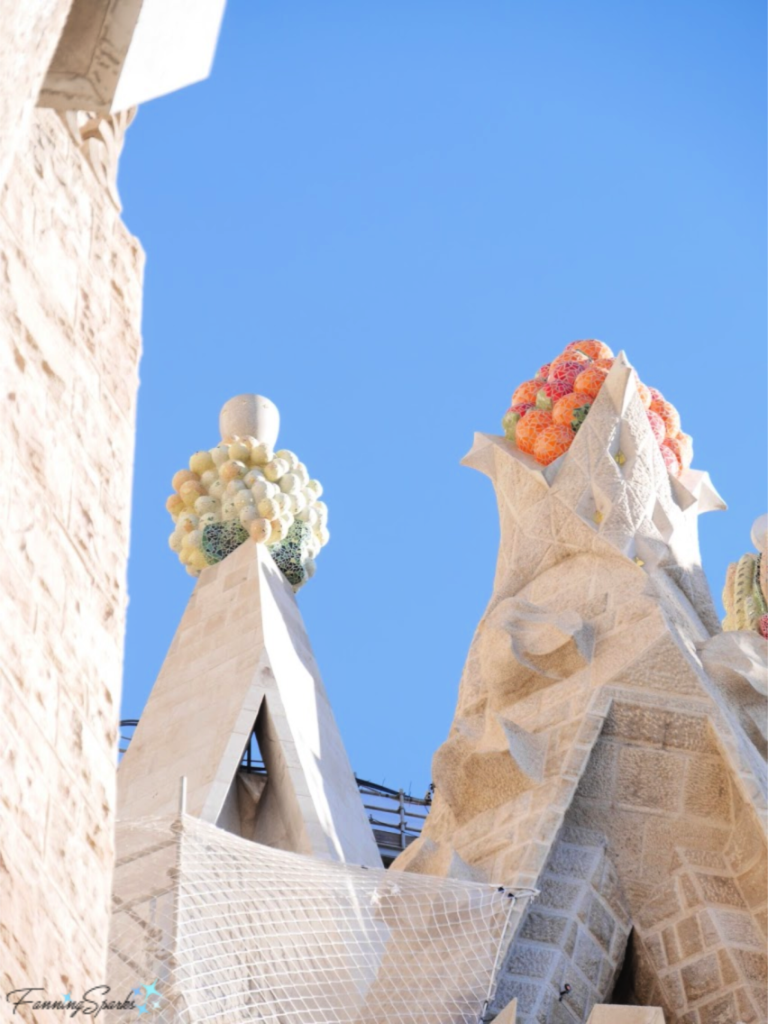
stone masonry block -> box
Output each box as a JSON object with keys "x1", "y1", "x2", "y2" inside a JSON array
[
  {"x1": 697, "y1": 909, "x2": 720, "y2": 948},
  {"x1": 735, "y1": 985, "x2": 760, "y2": 1022},
  {"x1": 695, "y1": 873, "x2": 747, "y2": 909},
  {"x1": 720, "y1": 909, "x2": 765, "y2": 946},
  {"x1": 548, "y1": 843, "x2": 601, "y2": 881},
  {"x1": 642, "y1": 932, "x2": 666, "y2": 973},
  {"x1": 679, "y1": 873, "x2": 703, "y2": 910},
  {"x1": 587, "y1": 898, "x2": 616, "y2": 952},
  {"x1": 574, "y1": 739, "x2": 618, "y2": 802},
  {"x1": 661, "y1": 926, "x2": 681, "y2": 966},
  {"x1": 636, "y1": 880, "x2": 683, "y2": 930},
  {"x1": 736, "y1": 857, "x2": 768, "y2": 911},
  {"x1": 676, "y1": 915, "x2": 704, "y2": 959},
  {"x1": 659, "y1": 967, "x2": 685, "y2": 1011},
  {"x1": 680, "y1": 952, "x2": 721, "y2": 1003},
  {"x1": 716, "y1": 949, "x2": 738, "y2": 986},
  {"x1": 683, "y1": 759, "x2": 732, "y2": 823},
  {"x1": 614, "y1": 746, "x2": 686, "y2": 813},
  {"x1": 507, "y1": 943, "x2": 558, "y2": 980},
  {"x1": 732, "y1": 948, "x2": 768, "y2": 984},
  {"x1": 520, "y1": 910, "x2": 571, "y2": 947},
  {"x1": 573, "y1": 928, "x2": 606, "y2": 986},
  {"x1": 696, "y1": 991, "x2": 738, "y2": 1024}
]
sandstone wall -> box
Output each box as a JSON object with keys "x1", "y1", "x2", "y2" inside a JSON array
[
  {"x1": 0, "y1": 0, "x2": 74, "y2": 189},
  {"x1": 0, "y1": 106, "x2": 143, "y2": 1009}
]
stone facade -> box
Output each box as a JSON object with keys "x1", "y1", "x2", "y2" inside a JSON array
[
  {"x1": 0, "y1": 102, "x2": 143, "y2": 1010},
  {"x1": 1, "y1": 10, "x2": 763, "y2": 1022},
  {"x1": 0, "y1": 0, "x2": 74, "y2": 189},
  {"x1": 394, "y1": 358, "x2": 767, "y2": 1024}
]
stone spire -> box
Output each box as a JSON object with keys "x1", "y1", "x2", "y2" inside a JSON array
[
  {"x1": 393, "y1": 356, "x2": 767, "y2": 1023},
  {"x1": 119, "y1": 397, "x2": 379, "y2": 868}
]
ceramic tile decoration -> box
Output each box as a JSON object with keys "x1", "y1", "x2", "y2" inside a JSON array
[
  {"x1": 165, "y1": 399, "x2": 329, "y2": 590},
  {"x1": 502, "y1": 339, "x2": 693, "y2": 474}
]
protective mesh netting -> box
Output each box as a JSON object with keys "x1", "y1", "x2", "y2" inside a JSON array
[{"x1": 107, "y1": 815, "x2": 520, "y2": 1023}]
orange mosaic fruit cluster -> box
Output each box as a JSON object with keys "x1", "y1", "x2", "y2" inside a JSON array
[{"x1": 501, "y1": 340, "x2": 692, "y2": 474}]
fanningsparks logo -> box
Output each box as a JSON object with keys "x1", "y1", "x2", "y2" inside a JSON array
[{"x1": 6, "y1": 980, "x2": 162, "y2": 1017}]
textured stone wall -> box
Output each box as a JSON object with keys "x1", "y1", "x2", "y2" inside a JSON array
[
  {"x1": 395, "y1": 371, "x2": 767, "y2": 1024},
  {"x1": 494, "y1": 702, "x2": 767, "y2": 1023},
  {"x1": 0, "y1": 107, "x2": 143, "y2": 1010},
  {"x1": 496, "y1": 826, "x2": 632, "y2": 1021},
  {"x1": 0, "y1": 0, "x2": 74, "y2": 189}
]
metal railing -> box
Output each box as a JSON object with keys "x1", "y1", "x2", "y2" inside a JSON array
[
  {"x1": 118, "y1": 719, "x2": 139, "y2": 755},
  {"x1": 240, "y1": 727, "x2": 267, "y2": 775},
  {"x1": 356, "y1": 778, "x2": 432, "y2": 863}
]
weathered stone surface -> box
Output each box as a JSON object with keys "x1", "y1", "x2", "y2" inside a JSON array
[
  {"x1": 0, "y1": 106, "x2": 143, "y2": 1017},
  {"x1": 40, "y1": 0, "x2": 228, "y2": 113},
  {"x1": 587, "y1": 1008, "x2": 665, "y2": 1023},
  {"x1": 393, "y1": 358, "x2": 767, "y2": 1022},
  {"x1": 118, "y1": 539, "x2": 380, "y2": 868},
  {"x1": 0, "y1": 0, "x2": 74, "y2": 188},
  {"x1": 680, "y1": 953, "x2": 721, "y2": 1002}
]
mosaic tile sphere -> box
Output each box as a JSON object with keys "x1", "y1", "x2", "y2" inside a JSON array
[{"x1": 167, "y1": 434, "x2": 329, "y2": 586}]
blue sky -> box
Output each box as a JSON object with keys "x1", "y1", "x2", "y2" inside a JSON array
[{"x1": 119, "y1": 0, "x2": 766, "y2": 796}]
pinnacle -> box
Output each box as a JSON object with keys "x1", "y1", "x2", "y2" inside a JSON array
[{"x1": 464, "y1": 352, "x2": 725, "y2": 592}]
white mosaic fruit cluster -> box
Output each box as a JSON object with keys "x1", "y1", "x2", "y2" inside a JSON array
[{"x1": 166, "y1": 436, "x2": 329, "y2": 579}]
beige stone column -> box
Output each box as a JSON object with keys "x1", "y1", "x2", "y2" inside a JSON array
[
  {"x1": 0, "y1": 4, "x2": 227, "y2": 1010},
  {"x1": 0, "y1": 106, "x2": 143, "y2": 1010}
]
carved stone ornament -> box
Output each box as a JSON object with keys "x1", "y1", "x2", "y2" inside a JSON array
[
  {"x1": 59, "y1": 106, "x2": 137, "y2": 210},
  {"x1": 393, "y1": 354, "x2": 767, "y2": 1023}
]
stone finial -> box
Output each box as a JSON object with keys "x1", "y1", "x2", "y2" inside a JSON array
[
  {"x1": 462, "y1": 352, "x2": 725, "y2": 633},
  {"x1": 219, "y1": 394, "x2": 280, "y2": 450},
  {"x1": 723, "y1": 512, "x2": 768, "y2": 635},
  {"x1": 751, "y1": 512, "x2": 768, "y2": 556}
]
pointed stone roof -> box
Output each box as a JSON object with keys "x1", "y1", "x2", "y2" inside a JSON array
[{"x1": 462, "y1": 352, "x2": 725, "y2": 634}]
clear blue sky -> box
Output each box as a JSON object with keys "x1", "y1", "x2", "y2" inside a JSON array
[{"x1": 119, "y1": 0, "x2": 766, "y2": 796}]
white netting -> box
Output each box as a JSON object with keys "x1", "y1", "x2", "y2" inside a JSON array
[{"x1": 107, "y1": 815, "x2": 521, "y2": 1023}]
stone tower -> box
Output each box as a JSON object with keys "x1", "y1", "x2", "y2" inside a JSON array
[
  {"x1": 394, "y1": 355, "x2": 767, "y2": 1024},
  {"x1": 117, "y1": 396, "x2": 380, "y2": 869},
  {"x1": 0, "y1": 2, "x2": 226, "y2": 1010}
]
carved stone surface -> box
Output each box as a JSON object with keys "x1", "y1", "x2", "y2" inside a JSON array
[
  {"x1": 0, "y1": 106, "x2": 144, "y2": 1014},
  {"x1": 722, "y1": 513, "x2": 768, "y2": 636},
  {"x1": 59, "y1": 106, "x2": 136, "y2": 209},
  {"x1": 0, "y1": 0, "x2": 74, "y2": 189},
  {"x1": 393, "y1": 356, "x2": 767, "y2": 1024},
  {"x1": 118, "y1": 539, "x2": 381, "y2": 868},
  {"x1": 0, "y1": 6, "x2": 223, "y2": 1017},
  {"x1": 38, "y1": 0, "x2": 227, "y2": 114}
]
